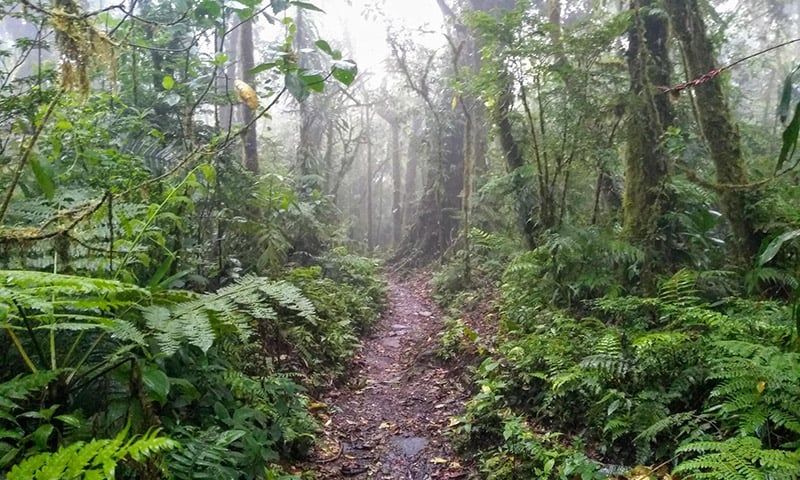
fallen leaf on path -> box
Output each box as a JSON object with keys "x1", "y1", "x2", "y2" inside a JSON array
[
  {"x1": 379, "y1": 422, "x2": 394, "y2": 429},
  {"x1": 431, "y1": 457, "x2": 448, "y2": 464}
]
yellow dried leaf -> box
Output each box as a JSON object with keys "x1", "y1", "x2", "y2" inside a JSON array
[
  {"x1": 308, "y1": 402, "x2": 327, "y2": 410},
  {"x1": 430, "y1": 457, "x2": 448, "y2": 464},
  {"x1": 235, "y1": 79, "x2": 259, "y2": 109},
  {"x1": 757, "y1": 380, "x2": 767, "y2": 393}
]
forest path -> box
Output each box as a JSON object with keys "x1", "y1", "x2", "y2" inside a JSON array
[{"x1": 306, "y1": 274, "x2": 473, "y2": 480}]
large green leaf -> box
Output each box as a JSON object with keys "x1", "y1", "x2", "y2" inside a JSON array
[
  {"x1": 271, "y1": 0, "x2": 290, "y2": 13},
  {"x1": 332, "y1": 60, "x2": 357, "y2": 86},
  {"x1": 777, "y1": 101, "x2": 800, "y2": 173},
  {"x1": 315, "y1": 39, "x2": 333, "y2": 56},
  {"x1": 301, "y1": 70, "x2": 325, "y2": 93},
  {"x1": 759, "y1": 228, "x2": 800, "y2": 266},
  {"x1": 142, "y1": 364, "x2": 170, "y2": 404},
  {"x1": 778, "y1": 74, "x2": 793, "y2": 123},
  {"x1": 29, "y1": 157, "x2": 54, "y2": 199},
  {"x1": 285, "y1": 71, "x2": 309, "y2": 102}
]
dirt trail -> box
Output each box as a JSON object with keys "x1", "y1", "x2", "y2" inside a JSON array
[{"x1": 307, "y1": 274, "x2": 473, "y2": 479}]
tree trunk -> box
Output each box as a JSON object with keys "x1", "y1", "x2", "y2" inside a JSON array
[
  {"x1": 495, "y1": 70, "x2": 537, "y2": 248},
  {"x1": 622, "y1": 0, "x2": 673, "y2": 253},
  {"x1": 218, "y1": 23, "x2": 238, "y2": 133},
  {"x1": 403, "y1": 116, "x2": 421, "y2": 230},
  {"x1": 294, "y1": 7, "x2": 323, "y2": 180},
  {"x1": 366, "y1": 108, "x2": 374, "y2": 251},
  {"x1": 390, "y1": 121, "x2": 403, "y2": 247},
  {"x1": 664, "y1": 0, "x2": 760, "y2": 266},
  {"x1": 239, "y1": 15, "x2": 258, "y2": 174}
]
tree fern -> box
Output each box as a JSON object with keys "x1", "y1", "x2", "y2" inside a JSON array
[{"x1": 6, "y1": 427, "x2": 178, "y2": 480}]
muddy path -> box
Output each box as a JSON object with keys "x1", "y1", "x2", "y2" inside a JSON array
[{"x1": 306, "y1": 274, "x2": 474, "y2": 480}]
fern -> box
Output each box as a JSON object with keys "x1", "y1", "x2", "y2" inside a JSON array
[
  {"x1": 635, "y1": 411, "x2": 699, "y2": 444},
  {"x1": 674, "y1": 436, "x2": 800, "y2": 480},
  {"x1": 658, "y1": 269, "x2": 701, "y2": 308},
  {"x1": 0, "y1": 371, "x2": 61, "y2": 466},
  {"x1": 141, "y1": 275, "x2": 318, "y2": 355},
  {"x1": 1, "y1": 270, "x2": 151, "y2": 315},
  {"x1": 580, "y1": 331, "x2": 628, "y2": 379},
  {"x1": 709, "y1": 341, "x2": 800, "y2": 437},
  {"x1": 6, "y1": 427, "x2": 178, "y2": 480},
  {"x1": 0, "y1": 371, "x2": 59, "y2": 418},
  {"x1": 167, "y1": 426, "x2": 245, "y2": 480}
]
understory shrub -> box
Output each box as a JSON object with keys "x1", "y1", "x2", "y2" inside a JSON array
[
  {"x1": 0, "y1": 253, "x2": 387, "y2": 478},
  {"x1": 454, "y1": 248, "x2": 800, "y2": 479}
]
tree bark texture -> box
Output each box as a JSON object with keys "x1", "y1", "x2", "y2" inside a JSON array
[
  {"x1": 495, "y1": 70, "x2": 537, "y2": 248},
  {"x1": 622, "y1": 0, "x2": 673, "y2": 250},
  {"x1": 664, "y1": 0, "x2": 760, "y2": 266}
]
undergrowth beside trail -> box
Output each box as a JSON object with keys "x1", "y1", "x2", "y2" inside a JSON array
[
  {"x1": 434, "y1": 229, "x2": 800, "y2": 480},
  {"x1": 1, "y1": 249, "x2": 387, "y2": 479}
]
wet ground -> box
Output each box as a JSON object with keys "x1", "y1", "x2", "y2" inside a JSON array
[{"x1": 306, "y1": 274, "x2": 475, "y2": 479}]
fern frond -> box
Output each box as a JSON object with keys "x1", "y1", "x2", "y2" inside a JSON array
[
  {"x1": 635, "y1": 411, "x2": 697, "y2": 443},
  {"x1": 0, "y1": 371, "x2": 59, "y2": 418},
  {"x1": 659, "y1": 269, "x2": 701, "y2": 307},
  {"x1": 675, "y1": 437, "x2": 800, "y2": 480},
  {"x1": 6, "y1": 427, "x2": 178, "y2": 480}
]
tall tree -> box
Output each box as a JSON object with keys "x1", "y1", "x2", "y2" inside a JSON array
[
  {"x1": 239, "y1": 14, "x2": 258, "y2": 174},
  {"x1": 389, "y1": 34, "x2": 464, "y2": 265},
  {"x1": 622, "y1": 0, "x2": 673, "y2": 256},
  {"x1": 374, "y1": 112, "x2": 404, "y2": 248},
  {"x1": 664, "y1": 0, "x2": 760, "y2": 266}
]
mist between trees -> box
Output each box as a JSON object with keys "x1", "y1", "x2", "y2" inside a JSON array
[{"x1": 1, "y1": 0, "x2": 800, "y2": 478}]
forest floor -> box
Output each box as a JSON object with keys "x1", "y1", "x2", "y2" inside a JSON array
[{"x1": 304, "y1": 273, "x2": 477, "y2": 480}]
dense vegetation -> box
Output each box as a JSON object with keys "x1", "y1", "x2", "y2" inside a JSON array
[
  {"x1": 424, "y1": 1, "x2": 800, "y2": 479},
  {"x1": 2, "y1": 0, "x2": 800, "y2": 479},
  {"x1": 0, "y1": 0, "x2": 386, "y2": 478}
]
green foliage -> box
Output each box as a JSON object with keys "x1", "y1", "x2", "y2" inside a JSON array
[
  {"x1": 433, "y1": 227, "x2": 519, "y2": 306},
  {"x1": 0, "y1": 259, "x2": 385, "y2": 476},
  {"x1": 502, "y1": 229, "x2": 642, "y2": 314},
  {"x1": 708, "y1": 341, "x2": 800, "y2": 437},
  {"x1": 6, "y1": 426, "x2": 177, "y2": 480},
  {"x1": 674, "y1": 437, "x2": 800, "y2": 480},
  {"x1": 0, "y1": 371, "x2": 61, "y2": 468},
  {"x1": 454, "y1": 252, "x2": 800, "y2": 477},
  {"x1": 0, "y1": 0, "x2": 377, "y2": 478},
  {"x1": 438, "y1": 317, "x2": 481, "y2": 361},
  {"x1": 278, "y1": 251, "x2": 387, "y2": 383}
]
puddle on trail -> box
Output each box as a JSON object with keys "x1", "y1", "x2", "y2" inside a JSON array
[{"x1": 391, "y1": 436, "x2": 429, "y2": 457}]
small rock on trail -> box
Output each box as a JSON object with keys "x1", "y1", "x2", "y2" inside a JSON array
[{"x1": 305, "y1": 274, "x2": 474, "y2": 479}]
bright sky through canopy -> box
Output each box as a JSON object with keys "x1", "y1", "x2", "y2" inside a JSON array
[{"x1": 318, "y1": 0, "x2": 446, "y2": 79}]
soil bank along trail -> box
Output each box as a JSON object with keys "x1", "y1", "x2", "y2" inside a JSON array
[{"x1": 308, "y1": 274, "x2": 472, "y2": 479}]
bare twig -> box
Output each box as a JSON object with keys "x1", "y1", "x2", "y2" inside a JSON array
[{"x1": 659, "y1": 37, "x2": 800, "y2": 93}]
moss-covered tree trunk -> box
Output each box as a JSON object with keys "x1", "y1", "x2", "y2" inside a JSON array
[
  {"x1": 664, "y1": 0, "x2": 760, "y2": 266},
  {"x1": 623, "y1": 0, "x2": 673, "y2": 252}
]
